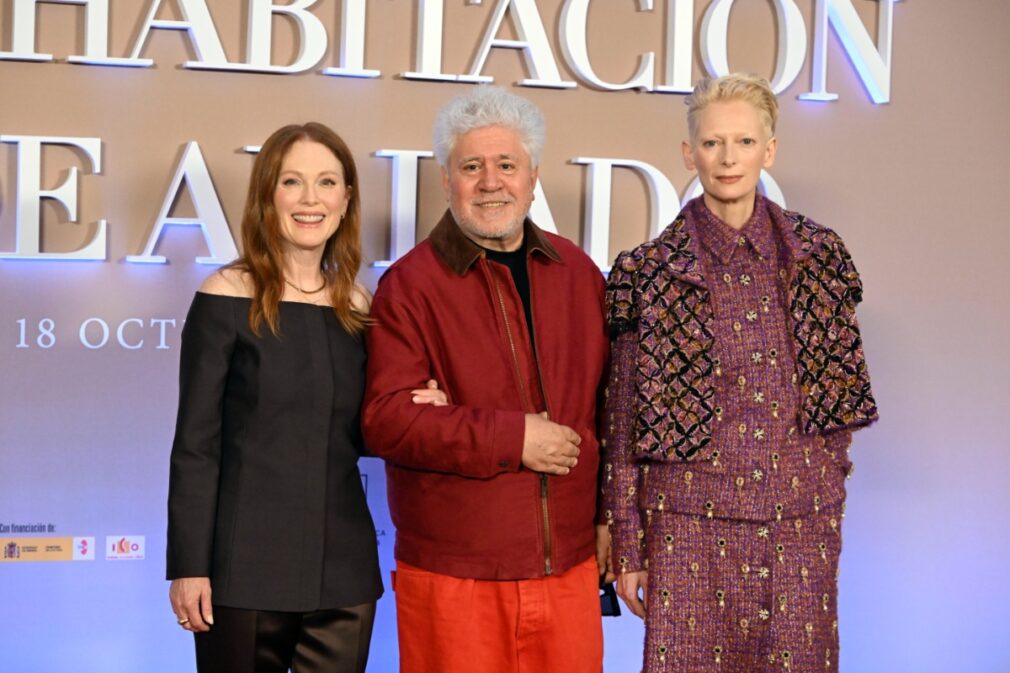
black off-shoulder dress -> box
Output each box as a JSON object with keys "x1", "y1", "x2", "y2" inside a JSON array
[{"x1": 167, "y1": 292, "x2": 382, "y2": 611}]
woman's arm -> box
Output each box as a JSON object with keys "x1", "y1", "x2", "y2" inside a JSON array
[
  {"x1": 167, "y1": 288, "x2": 241, "y2": 577},
  {"x1": 602, "y1": 332, "x2": 648, "y2": 597}
]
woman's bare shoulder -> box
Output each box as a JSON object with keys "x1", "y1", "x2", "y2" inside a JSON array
[
  {"x1": 350, "y1": 283, "x2": 373, "y2": 315},
  {"x1": 199, "y1": 267, "x2": 254, "y2": 298}
]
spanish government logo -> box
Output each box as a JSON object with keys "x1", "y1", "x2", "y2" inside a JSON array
[{"x1": 0, "y1": 537, "x2": 94, "y2": 561}]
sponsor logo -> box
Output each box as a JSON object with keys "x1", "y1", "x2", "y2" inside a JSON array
[
  {"x1": 1, "y1": 537, "x2": 94, "y2": 562},
  {"x1": 73, "y1": 537, "x2": 95, "y2": 561},
  {"x1": 106, "y1": 535, "x2": 145, "y2": 561}
]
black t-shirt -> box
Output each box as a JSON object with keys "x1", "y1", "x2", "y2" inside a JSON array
[{"x1": 483, "y1": 240, "x2": 534, "y2": 347}]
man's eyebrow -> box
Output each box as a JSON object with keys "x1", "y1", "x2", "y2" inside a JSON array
[{"x1": 456, "y1": 153, "x2": 519, "y2": 163}]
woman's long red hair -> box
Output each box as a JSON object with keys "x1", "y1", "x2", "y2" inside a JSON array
[{"x1": 233, "y1": 122, "x2": 365, "y2": 336}]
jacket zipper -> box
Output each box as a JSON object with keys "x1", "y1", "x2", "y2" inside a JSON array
[
  {"x1": 526, "y1": 257, "x2": 554, "y2": 577},
  {"x1": 487, "y1": 258, "x2": 552, "y2": 576},
  {"x1": 488, "y1": 262, "x2": 532, "y2": 411},
  {"x1": 540, "y1": 473, "x2": 552, "y2": 575}
]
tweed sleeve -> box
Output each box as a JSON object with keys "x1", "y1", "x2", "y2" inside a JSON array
[
  {"x1": 828, "y1": 234, "x2": 878, "y2": 428},
  {"x1": 794, "y1": 232, "x2": 880, "y2": 434},
  {"x1": 824, "y1": 428, "x2": 853, "y2": 456},
  {"x1": 606, "y1": 250, "x2": 641, "y2": 337},
  {"x1": 834, "y1": 234, "x2": 864, "y2": 305},
  {"x1": 602, "y1": 330, "x2": 646, "y2": 573}
]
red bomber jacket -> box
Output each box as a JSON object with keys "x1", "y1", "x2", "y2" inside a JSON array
[{"x1": 363, "y1": 211, "x2": 608, "y2": 580}]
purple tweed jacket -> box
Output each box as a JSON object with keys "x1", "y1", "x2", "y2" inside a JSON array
[{"x1": 605, "y1": 196, "x2": 878, "y2": 465}]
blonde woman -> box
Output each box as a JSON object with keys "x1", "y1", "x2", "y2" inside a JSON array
[{"x1": 603, "y1": 74, "x2": 878, "y2": 672}]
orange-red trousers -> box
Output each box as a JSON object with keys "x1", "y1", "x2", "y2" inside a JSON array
[{"x1": 393, "y1": 556, "x2": 603, "y2": 673}]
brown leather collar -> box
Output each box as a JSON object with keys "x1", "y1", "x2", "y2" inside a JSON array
[{"x1": 429, "y1": 209, "x2": 562, "y2": 276}]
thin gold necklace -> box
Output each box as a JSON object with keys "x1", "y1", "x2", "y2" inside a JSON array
[{"x1": 284, "y1": 278, "x2": 326, "y2": 294}]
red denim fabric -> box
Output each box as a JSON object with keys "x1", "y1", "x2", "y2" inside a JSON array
[{"x1": 392, "y1": 556, "x2": 603, "y2": 673}]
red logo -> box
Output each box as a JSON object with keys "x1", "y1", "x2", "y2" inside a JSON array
[{"x1": 114, "y1": 538, "x2": 139, "y2": 554}]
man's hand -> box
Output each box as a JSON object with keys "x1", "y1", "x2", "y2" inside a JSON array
[
  {"x1": 169, "y1": 577, "x2": 214, "y2": 632},
  {"x1": 617, "y1": 570, "x2": 648, "y2": 619},
  {"x1": 521, "y1": 412, "x2": 581, "y2": 475}
]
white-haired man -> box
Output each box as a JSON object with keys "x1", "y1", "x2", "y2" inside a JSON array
[{"x1": 363, "y1": 86, "x2": 609, "y2": 672}]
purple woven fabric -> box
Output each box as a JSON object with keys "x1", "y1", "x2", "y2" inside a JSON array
[
  {"x1": 641, "y1": 504, "x2": 844, "y2": 672},
  {"x1": 604, "y1": 197, "x2": 860, "y2": 672}
]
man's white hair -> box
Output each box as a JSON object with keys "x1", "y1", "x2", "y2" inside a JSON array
[{"x1": 432, "y1": 85, "x2": 546, "y2": 168}]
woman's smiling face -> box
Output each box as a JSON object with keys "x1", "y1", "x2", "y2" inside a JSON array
[{"x1": 273, "y1": 139, "x2": 350, "y2": 255}]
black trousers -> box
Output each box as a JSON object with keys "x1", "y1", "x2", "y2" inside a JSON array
[{"x1": 194, "y1": 602, "x2": 376, "y2": 673}]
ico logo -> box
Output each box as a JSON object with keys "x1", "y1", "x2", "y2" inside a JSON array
[{"x1": 105, "y1": 536, "x2": 145, "y2": 560}]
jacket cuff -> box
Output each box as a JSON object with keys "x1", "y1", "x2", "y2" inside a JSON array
[
  {"x1": 490, "y1": 409, "x2": 526, "y2": 474},
  {"x1": 608, "y1": 518, "x2": 645, "y2": 573}
]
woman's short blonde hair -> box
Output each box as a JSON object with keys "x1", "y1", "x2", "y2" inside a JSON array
[{"x1": 684, "y1": 73, "x2": 779, "y2": 139}]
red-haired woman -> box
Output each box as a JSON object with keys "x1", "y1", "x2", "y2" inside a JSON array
[{"x1": 166, "y1": 123, "x2": 442, "y2": 673}]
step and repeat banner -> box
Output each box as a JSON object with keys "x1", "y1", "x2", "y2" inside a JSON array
[{"x1": 3, "y1": 2, "x2": 1009, "y2": 672}]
